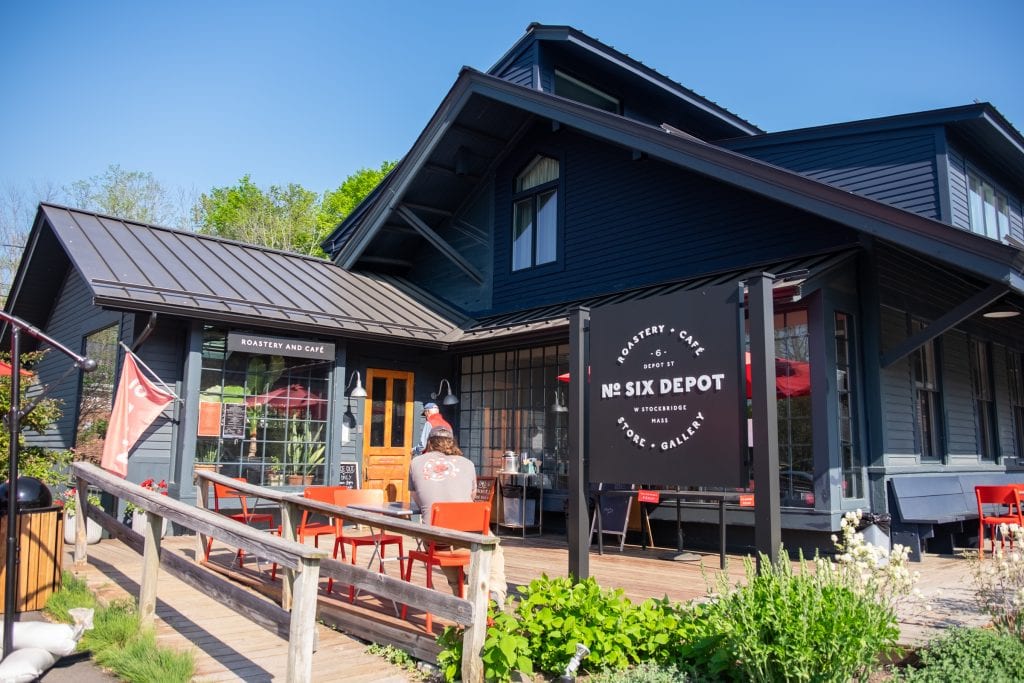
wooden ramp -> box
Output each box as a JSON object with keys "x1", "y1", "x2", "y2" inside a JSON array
[{"x1": 62, "y1": 539, "x2": 415, "y2": 683}]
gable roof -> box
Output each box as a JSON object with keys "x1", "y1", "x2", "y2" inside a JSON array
[
  {"x1": 490, "y1": 23, "x2": 763, "y2": 138},
  {"x1": 6, "y1": 204, "x2": 465, "y2": 346},
  {"x1": 721, "y1": 103, "x2": 1024, "y2": 191},
  {"x1": 328, "y1": 68, "x2": 1024, "y2": 296}
]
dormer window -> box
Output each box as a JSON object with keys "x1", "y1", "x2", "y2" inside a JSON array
[
  {"x1": 512, "y1": 155, "x2": 559, "y2": 271},
  {"x1": 967, "y1": 170, "x2": 1010, "y2": 241},
  {"x1": 554, "y1": 70, "x2": 619, "y2": 114}
]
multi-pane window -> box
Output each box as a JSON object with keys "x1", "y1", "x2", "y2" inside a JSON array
[
  {"x1": 775, "y1": 309, "x2": 814, "y2": 508},
  {"x1": 1008, "y1": 350, "x2": 1024, "y2": 459},
  {"x1": 835, "y1": 312, "x2": 863, "y2": 500},
  {"x1": 970, "y1": 339, "x2": 997, "y2": 460},
  {"x1": 512, "y1": 156, "x2": 559, "y2": 271},
  {"x1": 968, "y1": 170, "x2": 1011, "y2": 242},
  {"x1": 554, "y1": 70, "x2": 620, "y2": 113},
  {"x1": 196, "y1": 326, "x2": 330, "y2": 486},
  {"x1": 911, "y1": 319, "x2": 943, "y2": 461},
  {"x1": 457, "y1": 344, "x2": 569, "y2": 485},
  {"x1": 74, "y1": 325, "x2": 120, "y2": 463}
]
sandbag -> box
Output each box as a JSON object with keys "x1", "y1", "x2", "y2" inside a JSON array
[{"x1": 0, "y1": 646, "x2": 57, "y2": 683}]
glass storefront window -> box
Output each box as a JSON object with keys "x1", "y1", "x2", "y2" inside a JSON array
[
  {"x1": 458, "y1": 344, "x2": 569, "y2": 486},
  {"x1": 74, "y1": 324, "x2": 119, "y2": 464},
  {"x1": 770, "y1": 309, "x2": 814, "y2": 508},
  {"x1": 836, "y1": 312, "x2": 863, "y2": 500},
  {"x1": 196, "y1": 326, "x2": 329, "y2": 485}
]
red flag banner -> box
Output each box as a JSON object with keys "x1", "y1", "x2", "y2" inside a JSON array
[{"x1": 100, "y1": 353, "x2": 175, "y2": 477}]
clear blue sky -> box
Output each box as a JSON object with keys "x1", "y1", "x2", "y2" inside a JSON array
[{"x1": 2, "y1": 0, "x2": 1022, "y2": 206}]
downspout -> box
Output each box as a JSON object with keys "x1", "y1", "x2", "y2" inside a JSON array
[{"x1": 131, "y1": 312, "x2": 158, "y2": 352}]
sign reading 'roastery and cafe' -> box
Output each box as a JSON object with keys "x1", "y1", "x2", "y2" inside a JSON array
[
  {"x1": 227, "y1": 331, "x2": 336, "y2": 361},
  {"x1": 588, "y1": 285, "x2": 746, "y2": 487}
]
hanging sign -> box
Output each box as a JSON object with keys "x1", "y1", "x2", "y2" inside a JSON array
[
  {"x1": 588, "y1": 284, "x2": 746, "y2": 487},
  {"x1": 227, "y1": 331, "x2": 335, "y2": 361}
]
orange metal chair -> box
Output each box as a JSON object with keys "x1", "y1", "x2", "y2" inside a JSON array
[
  {"x1": 401, "y1": 500, "x2": 491, "y2": 633},
  {"x1": 975, "y1": 485, "x2": 1024, "y2": 558},
  {"x1": 270, "y1": 485, "x2": 348, "y2": 581},
  {"x1": 328, "y1": 488, "x2": 405, "y2": 600},
  {"x1": 204, "y1": 477, "x2": 275, "y2": 566}
]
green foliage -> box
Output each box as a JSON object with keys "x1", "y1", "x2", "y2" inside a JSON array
[
  {"x1": 437, "y1": 625, "x2": 464, "y2": 682},
  {"x1": 680, "y1": 555, "x2": 900, "y2": 682},
  {"x1": 195, "y1": 162, "x2": 395, "y2": 257},
  {"x1": 967, "y1": 524, "x2": 1024, "y2": 640},
  {"x1": 365, "y1": 642, "x2": 426, "y2": 678},
  {"x1": 891, "y1": 627, "x2": 1024, "y2": 682},
  {"x1": 589, "y1": 660, "x2": 689, "y2": 682},
  {"x1": 45, "y1": 575, "x2": 194, "y2": 683},
  {"x1": 67, "y1": 164, "x2": 174, "y2": 226}
]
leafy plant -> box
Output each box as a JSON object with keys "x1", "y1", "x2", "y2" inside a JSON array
[
  {"x1": 589, "y1": 661, "x2": 689, "y2": 682},
  {"x1": 966, "y1": 523, "x2": 1024, "y2": 640},
  {"x1": 365, "y1": 643, "x2": 426, "y2": 679},
  {"x1": 287, "y1": 420, "x2": 325, "y2": 477},
  {"x1": 60, "y1": 488, "x2": 102, "y2": 515},
  {"x1": 890, "y1": 627, "x2": 1024, "y2": 681}
]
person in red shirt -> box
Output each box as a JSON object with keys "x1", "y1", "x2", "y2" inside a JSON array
[{"x1": 416, "y1": 402, "x2": 452, "y2": 454}]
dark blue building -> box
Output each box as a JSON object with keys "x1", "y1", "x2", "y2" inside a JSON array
[{"x1": 8, "y1": 24, "x2": 1024, "y2": 556}]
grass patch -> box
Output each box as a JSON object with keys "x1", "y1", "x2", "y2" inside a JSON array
[{"x1": 44, "y1": 571, "x2": 194, "y2": 683}]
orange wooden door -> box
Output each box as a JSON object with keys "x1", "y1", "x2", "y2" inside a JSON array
[{"x1": 361, "y1": 369, "x2": 415, "y2": 503}]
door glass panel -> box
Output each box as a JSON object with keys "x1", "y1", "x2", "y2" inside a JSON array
[
  {"x1": 391, "y1": 379, "x2": 407, "y2": 447},
  {"x1": 369, "y1": 377, "x2": 387, "y2": 447}
]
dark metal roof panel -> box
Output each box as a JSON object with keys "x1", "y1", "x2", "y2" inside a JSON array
[
  {"x1": 452, "y1": 251, "x2": 855, "y2": 344},
  {"x1": 38, "y1": 204, "x2": 464, "y2": 344}
]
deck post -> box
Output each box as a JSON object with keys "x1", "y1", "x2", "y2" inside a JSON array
[
  {"x1": 194, "y1": 476, "x2": 210, "y2": 564},
  {"x1": 461, "y1": 542, "x2": 493, "y2": 683},
  {"x1": 285, "y1": 556, "x2": 320, "y2": 683},
  {"x1": 74, "y1": 476, "x2": 88, "y2": 565},
  {"x1": 280, "y1": 498, "x2": 300, "y2": 610},
  {"x1": 138, "y1": 510, "x2": 163, "y2": 628}
]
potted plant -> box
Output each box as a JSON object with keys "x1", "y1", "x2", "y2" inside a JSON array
[
  {"x1": 127, "y1": 478, "x2": 169, "y2": 537},
  {"x1": 286, "y1": 421, "x2": 325, "y2": 485},
  {"x1": 266, "y1": 456, "x2": 284, "y2": 486},
  {"x1": 60, "y1": 487, "x2": 103, "y2": 544}
]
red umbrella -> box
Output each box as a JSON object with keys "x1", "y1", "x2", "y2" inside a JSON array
[
  {"x1": 247, "y1": 384, "x2": 326, "y2": 418},
  {"x1": 0, "y1": 360, "x2": 32, "y2": 377}
]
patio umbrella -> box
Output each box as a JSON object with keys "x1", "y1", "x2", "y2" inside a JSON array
[
  {"x1": 0, "y1": 360, "x2": 32, "y2": 377},
  {"x1": 246, "y1": 384, "x2": 326, "y2": 419}
]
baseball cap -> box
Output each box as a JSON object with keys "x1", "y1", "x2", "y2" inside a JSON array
[
  {"x1": 422, "y1": 402, "x2": 438, "y2": 414},
  {"x1": 428, "y1": 425, "x2": 453, "y2": 439}
]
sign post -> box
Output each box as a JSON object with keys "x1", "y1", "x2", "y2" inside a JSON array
[
  {"x1": 567, "y1": 307, "x2": 590, "y2": 581},
  {"x1": 749, "y1": 274, "x2": 781, "y2": 568}
]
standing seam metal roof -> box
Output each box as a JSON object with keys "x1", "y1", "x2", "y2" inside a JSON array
[{"x1": 36, "y1": 204, "x2": 466, "y2": 344}]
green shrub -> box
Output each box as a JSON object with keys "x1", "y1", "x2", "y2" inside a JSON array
[
  {"x1": 679, "y1": 555, "x2": 900, "y2": 682},
  {"x1": 589, "y1": 660, "x2": 689, "y2": 682},
  {"x1": 891, "y1": 627, "x2": 1024, "y2": 682}
]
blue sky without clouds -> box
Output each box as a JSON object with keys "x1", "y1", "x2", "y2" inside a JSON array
[{"x1": 2, "y1": 1, "x2": 1022, "y2": 209}]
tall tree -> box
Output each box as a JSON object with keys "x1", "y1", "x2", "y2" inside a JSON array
[
  {"x1": 196, "y1": 162, "x2": 395, "y2": 258},
  {"x1": 67, "y1": 164, "x2": 174, "y2": 225}
]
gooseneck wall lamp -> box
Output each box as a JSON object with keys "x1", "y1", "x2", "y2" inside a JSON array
[
  {"x1": 346, "y1": 370, "x2": 368, "y2": 398},
  {"x1": 431, "y1": 378, "x2": 459, "y2": 405}
]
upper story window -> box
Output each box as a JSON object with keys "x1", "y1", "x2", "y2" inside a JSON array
[
  {"x1": 512, "y1": 155, "x2": 559, "y2": 271},
  {"x1": 554, "y1": 70, "x2": 619, "y2": 114},
  {"x1": 968, "y1": 170, "x2": 1010, "y2": 241}
]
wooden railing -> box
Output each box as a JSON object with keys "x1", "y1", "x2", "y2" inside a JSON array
[{"x1": 70, "y1": 463, "x2": 496, "y2": 683}]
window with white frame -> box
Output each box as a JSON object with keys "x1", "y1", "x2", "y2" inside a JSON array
[
  {"x1": 967, "y1": 170, "x2": 1011, "y2": 242},
  {"x1": 512, "y1": 155, "x2": 559, "y2": 271}
]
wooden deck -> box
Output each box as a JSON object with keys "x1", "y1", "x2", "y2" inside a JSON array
[{"x1": 63, "y1": 531, "x2": 988, "y2": 680}]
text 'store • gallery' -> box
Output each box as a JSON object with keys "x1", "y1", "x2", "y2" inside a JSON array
[{"x1": 8, "y1": 23, "x2": 1024, "y2": 557}]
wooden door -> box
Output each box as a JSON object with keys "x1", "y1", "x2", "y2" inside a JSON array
[{"x1": 361, "y1": 369, "x2": 415, "y2": 503}]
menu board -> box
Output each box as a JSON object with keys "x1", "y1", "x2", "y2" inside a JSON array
[
  {"x1": 338, "y1": 461, "x2": 360, "y2": 489},
  {"x1": 474, "y1": 476, "x2": 496, "y2": 504},
  {"x1": 222, "y1": 403, "x2": 247, "y2": 439}
]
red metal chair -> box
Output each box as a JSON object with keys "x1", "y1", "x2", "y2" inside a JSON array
[
  {"x1": 204, "y1": 477, "x2": 275, "y2": 567},
  {"x1": 401, "y1": 500, "x2": 491, "y2": 633},
  {"x1": 975, "y1": 485, "x2": 1024, "y2": 558},
  {"x1": 270, "y1": 485, "x2": 348, "y2": 581},
  {"x1": 328, "y1": 488, "x2": 405, "y2": 600}
]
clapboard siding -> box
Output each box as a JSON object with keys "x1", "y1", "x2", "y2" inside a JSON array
[
  {"x1": 943, "y1": 331, "x2": 977, "y2": 457},
  {"x1": 128, "y1": 321, "x2": 184, "y2": 472},
  {"x1": 25, "y1": 269, "x2": 122, "y2": 450},
  {"x1": 947, "y1": 146, "x2": 971, "y2": 229},
  {"x1": 734, "y1": 131, "x2": 940, "y2": 220},
  {"x1": 879, "y1": 305, "x2": 917, "y2": 455},
  {"x1": 487, "y1": 126, "x2": 856, "y2": 314},
  {"x1": 495, "y1": 47, "x2": 535, "y2": 88}
]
